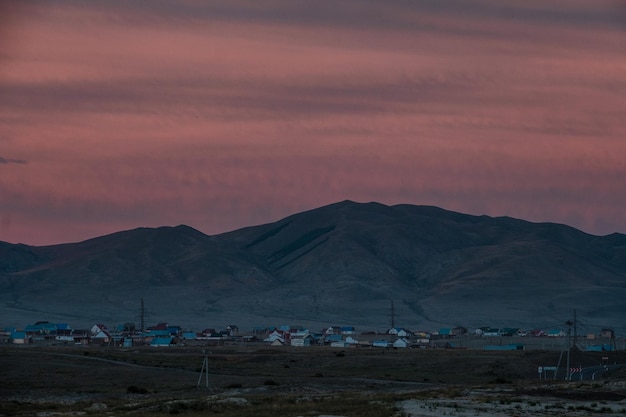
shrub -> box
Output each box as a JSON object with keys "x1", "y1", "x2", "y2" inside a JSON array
[{"x1": 127, "y1": 385, "x2": 148, "y2": 394}]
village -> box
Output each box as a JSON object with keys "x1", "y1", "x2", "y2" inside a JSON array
[{"x1": 2, "y1": 320, "x2": 622, "y2": 352}]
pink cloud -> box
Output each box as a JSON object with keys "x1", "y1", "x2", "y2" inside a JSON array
[{"x1": 1, "y1": 1, "x2": 625, "y2": 245}]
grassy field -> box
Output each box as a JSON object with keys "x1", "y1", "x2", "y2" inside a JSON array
[{"x1": 1, "y1": 345, "x2": 625, "y2": 416}]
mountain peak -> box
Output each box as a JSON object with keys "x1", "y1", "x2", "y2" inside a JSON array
[{"x1": 1, "y1": 201, "x2": 624, "y2": 331}]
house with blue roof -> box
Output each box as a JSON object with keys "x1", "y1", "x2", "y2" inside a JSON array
[
  {"x1": 373, "y1": 340, "x2": 390, "y2": 348},
  {"x1": 438, "y1": 328, "x2": 452, "y2": 337},
  {"x1": 10, "y1": 331, "x2": 29, "y2": 344},
  {"x1": 340, "y1": 326, "x2": 356, "y2": 335},
  {"x1": 325, "y1": 334, "x2": 343, "y2": 345},
  {"x1": 182, "y1": 331, "x2": 197, "y2": 340},
  {"x1": 150, "y1": 337, "x2": 174, "y2": 347}
]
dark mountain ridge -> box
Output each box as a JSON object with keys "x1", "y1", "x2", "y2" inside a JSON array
[{"x1": 1, "y1": 200, "x2": 625, "y2": 332}]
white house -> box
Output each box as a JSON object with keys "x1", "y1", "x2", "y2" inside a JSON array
[
  {"x1": 345, "y1": 336, "x2": 359, "y2": 345},
  {"x1": 292, "y1": 329, "x2": 310, "y2": 338},
  {"x1": 393, "y1": 338, "x2": 409, "y2": 348},
  {"x1": 291, "y1": 334, "x2": 315, "y2": 347},
  {"x1": 264, "y1": 330, "x2": 285, "y2": 344},
  {"x1": 91, "y1": 324, "x2": 108, "y2": 335},
  {"x1": 388, "y1": 328, "x2": 411, "y2": 337},
  {"x1": 324, "y1": 326, "x2": 342, "y2": 335},
  {"x1": 92, "y1": 330, "x2": 111, "y2": 344}
]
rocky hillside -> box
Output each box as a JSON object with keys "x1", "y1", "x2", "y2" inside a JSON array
[{"x1": 1, "y1": 201, "x2": 625, "y2": 331}]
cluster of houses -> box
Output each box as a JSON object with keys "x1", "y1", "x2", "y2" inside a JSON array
[
  {"x1": 1, "y1": 321, "x2": 619, "y2": 351},
  {"x1": 1, "y1": 321, "x2": 242, "y2": 347},
  {"x1": 262, "y1": 325, "x2": 432, "y2": 349}
]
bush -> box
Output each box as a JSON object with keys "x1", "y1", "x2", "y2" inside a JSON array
[{"x1": 127, "y1": 385, "x2": 148, "y2": 394}]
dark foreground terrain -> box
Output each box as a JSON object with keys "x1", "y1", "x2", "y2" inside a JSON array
[{"x1": 1, "y1": 345, "x2": 626, "y2": 416}]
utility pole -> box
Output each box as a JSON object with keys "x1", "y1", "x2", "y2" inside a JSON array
[
  {"x1": 390, "y1": 300, "x2": 395, "y2": 330},
  {"x1": 197, "y1": 350, "x2": 211, "y2": 389},
  {"x1": 140, "y1": 298, "x2": 145, "y2": 333},
  {"x1": 573, "y1": 309, "x2": 577, "y2": 348},
  {"x1": 565, "y1": 319, "x2": 573, "y2": 380}
]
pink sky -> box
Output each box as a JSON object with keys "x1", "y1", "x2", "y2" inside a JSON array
[{"x1": 1, "y1": 0, "x2": 625, "y2": 245}]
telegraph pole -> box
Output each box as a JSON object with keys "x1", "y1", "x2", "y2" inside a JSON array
[
  {"x1": 573, "y1": 309, "x2": 577, "y2": 348},
  {"x1": 565, "y1": 320, "x2": 573, "y2": 380},
  {"x1": 140, "y1": 298, "x2": 145, "y2": 333},
  {"x1": 197, "y1": 350, "x2": 211, "y2": 389}
]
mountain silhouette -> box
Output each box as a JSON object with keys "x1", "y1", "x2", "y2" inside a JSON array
[{"x1": 1, "y1": 201, "x2": 625, "y2": 332}]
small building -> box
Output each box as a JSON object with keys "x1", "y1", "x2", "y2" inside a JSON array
[
  {"x1": 56, "y1": 323, "x2": 72, "y2": 336},
  {"x1": 148, "y1": 322, "x2": 168, "y2": 331},
  {"x1": 264, "y1": 330, "x2": 286, "y2": 343},
  {"x1": 388, "y1": 328, "x2": 411, "y2": 337},
  {"x1": 92, "y1": 330, "x2": 111, "y2": 344},
  {"x1": 499, "y1": 328, "x2": 519, "y2": 337},
  {"x1": 341, "y1": 326, "x2": 356, "y2": 335},
  {"x1": 324, "y1": 326, "x2": 342, "y2": 335},
  {"x1": 586, "y1": 344, "x2": 614, "y2": 352},
  {"x1": 182, "y1": 332, "x2": 197, "y2": 340},
  {"x1": 10, "y1": 331, "x2": 29, "y2": 344},
  {"x1": 451, "y1": 326, "x2": 468, "y2": 336},
  {"x1": 167, "y1": 326, "x2": 182, "y2": 336},
  {"x1": 345, "y1": 336, "x2": 359, "y2": 345},
  {"x1": 393, "y1": 338, "x2": 409, "y2": 348},
  {"x1": 484, "y1": 344, "x2": 525, "y2": 351},
  {"x1": 482, "y1": 328, "x2": 500, "y2": 337},
  {"x1": 291, "y1": 334, "x2": 315, "y2": 347},
  {"x1": 292, "y1": 328, "x2": 310, "y2": 338},
  {"x1": 600, "y1": 329, "x2": 615, "y2": 338},
  {"x1": 148, "y1": 329, "x2": 171, "y2": 337},
  {"x1": 373, "y1": 340, "x2": 390, "y2": 348},
  {"x1": 325, "y1": 334, "x2": 343, "y2": 345},
  {"x1": 202, "y1": 328, "x2": 216, "y2": 336},
  {"x1": 72, "y1": 329, "x2": 90, "y2": 345},
  {"x1": 438, "y1": 328, "x2": 452, "y2": 337},
  {"x1": 150, "y1": 337, "x2": 173, "y2": 347},
  {"x1": 91, "y1": 324, "x2": 108, "y2": 335}
]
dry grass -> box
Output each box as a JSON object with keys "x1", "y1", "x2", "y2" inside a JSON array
[{"x1": 1, "y1": 345, "x2": 624, "y2": 416}]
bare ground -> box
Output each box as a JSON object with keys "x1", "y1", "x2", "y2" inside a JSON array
[{"x1": 1, "y1": 345, "x2": 625, "y2": 416}]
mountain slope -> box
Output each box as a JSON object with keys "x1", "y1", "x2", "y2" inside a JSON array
[
  {"x1": 222, "y1": 201, "x2": 626, "y2": 328},
  {"x1": 1, "y1": 201, "x2": 625, "y2": 331}
]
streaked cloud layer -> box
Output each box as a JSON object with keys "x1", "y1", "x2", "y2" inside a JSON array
[{"x1": 1, "y1": 0, "x2": 625, "y2": 245}]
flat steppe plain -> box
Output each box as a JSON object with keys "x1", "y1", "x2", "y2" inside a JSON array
[{"x1": 1, "y1": 345, "x2": 625, "y2": 416}]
